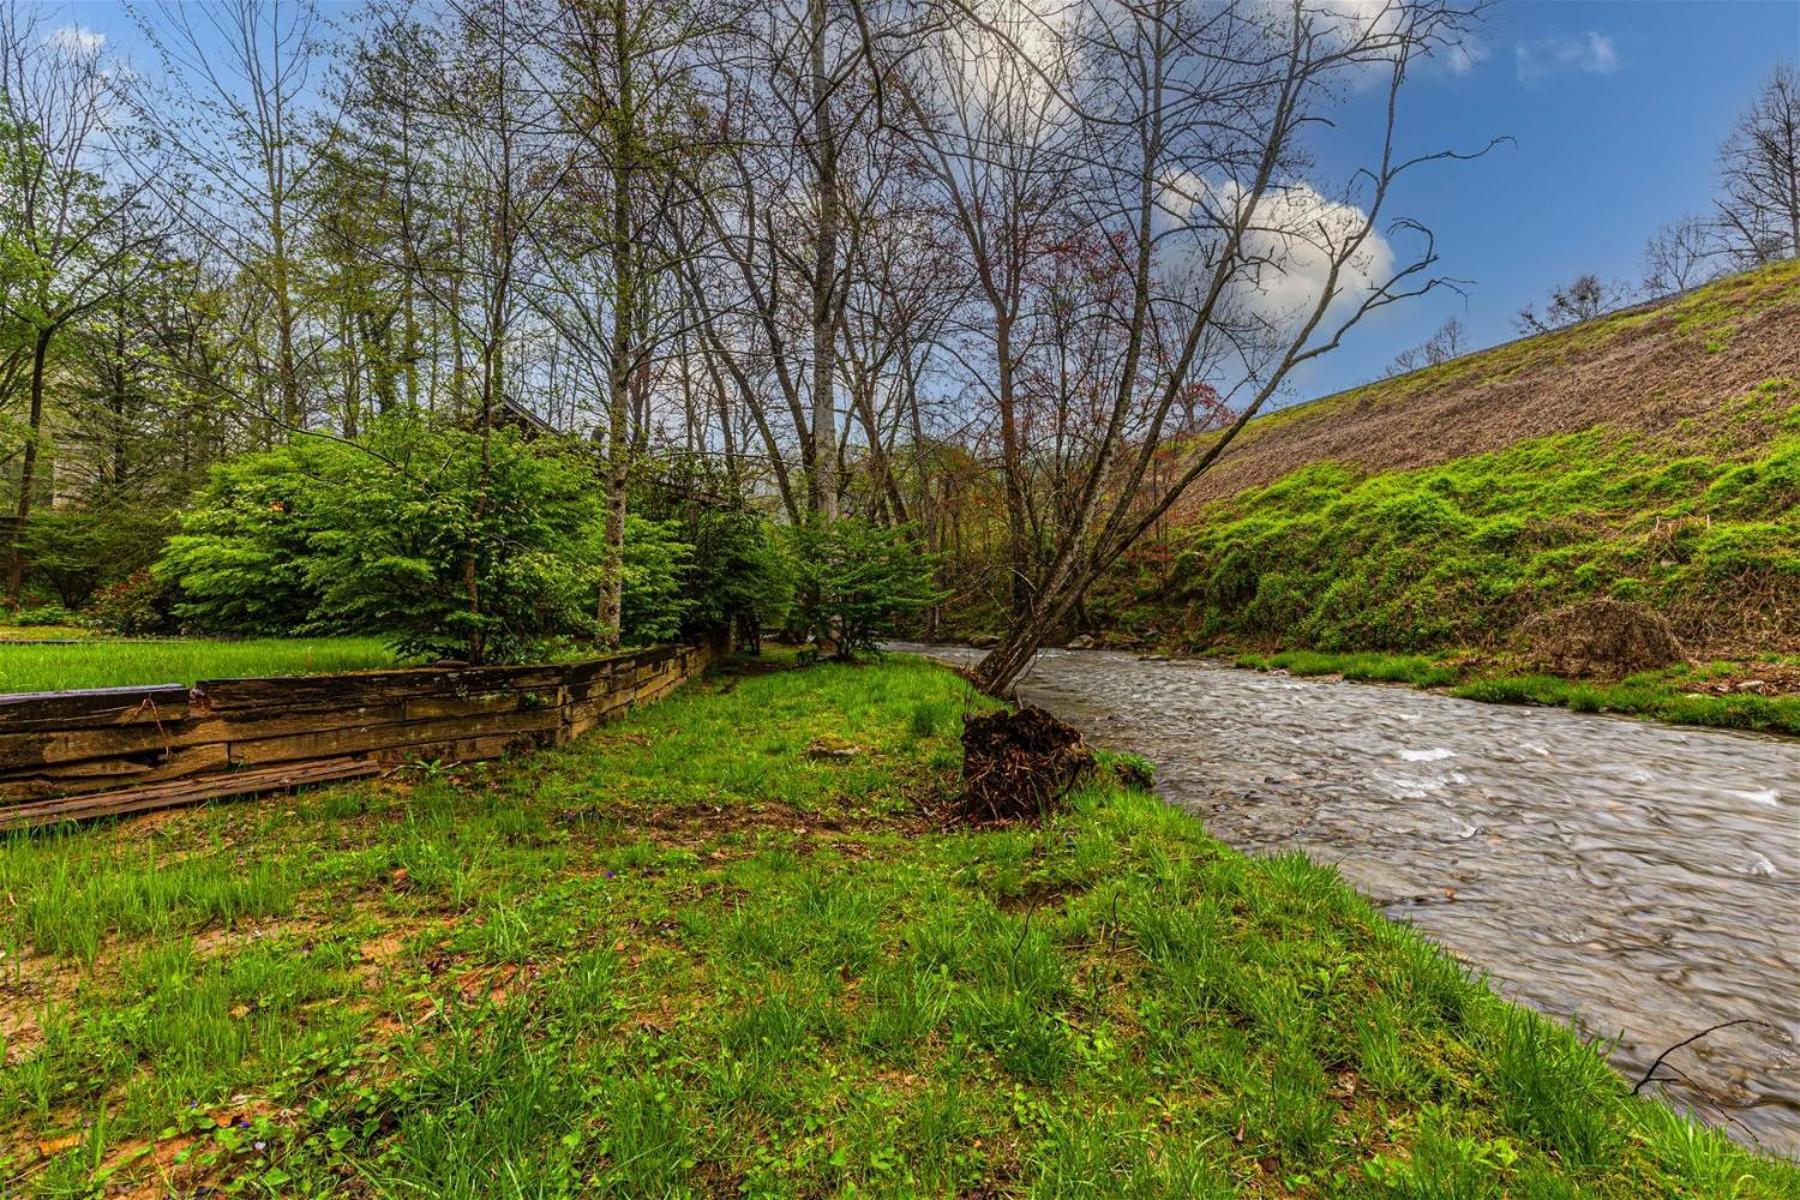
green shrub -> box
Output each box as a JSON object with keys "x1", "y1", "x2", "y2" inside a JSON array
[
  {"x1": 19, "y1": 506, "x2": 172, "y2": 609},
  {"x1": 82, "y1": 570, "x2": 175, "y2": 636},
  {"x1": 683, "y1": 509, "x2": 793, "y2": 644},
  {"x1": 154, "y1": 439, "x2": 341, "y2": 635},
  {"x1": 791, "y1": 518, "x2": 942, "y2": 658},
  {"x1": 621, "y1": 516, "x2": 693, "y2": 646},
  {"x1": 10, "y1": 604, "x2": 75, "y2": 627},
  {"x1": 158, "y1": 421, "x2": 609, "y2": 661}
]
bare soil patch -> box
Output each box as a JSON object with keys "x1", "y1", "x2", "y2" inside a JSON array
[{"x1": 1174, "y1": 276, "x2": 1800, "y2": 512}]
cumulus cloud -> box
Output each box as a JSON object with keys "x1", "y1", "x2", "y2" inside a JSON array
[
  {"x1": 1437, "y1": 35, "x2": 1487, "y2": 77},
  {"x1": 1262, "y1": 2, "x2": 1487, "y2": 92},
  {"x1": 1515, "y1": 31, "x2": 1619, "y2": 86},
  {"x1": 1158, "y1": 173, "x2": 1396, "y2": 331},
  {"x1": 933, "y1": 0, "x2": 1082, "y2": 143},
  {"x1": 47, "y1": 25, "x2": 105, "y2": 56}
]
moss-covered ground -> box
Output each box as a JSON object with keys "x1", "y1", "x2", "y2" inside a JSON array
[{"x1": 3, "y1": 654, "x2": 1794, "y2": 1197}]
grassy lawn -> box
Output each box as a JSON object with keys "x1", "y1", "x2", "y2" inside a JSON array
[
  {"x1": 0, "y1": 624, "x2": 97, "y2": 643},
  {"x1": 1232, "y1": 648, "x2": 1800, "y2": 736},
  {"x1": 0, "y1": 637, "x2": 400, "y2": 695},
  {"x1": 2, "y1": 654, "x2": 1793, "y2": 1197}
]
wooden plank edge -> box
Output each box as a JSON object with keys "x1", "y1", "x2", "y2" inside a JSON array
[{"x1": 0, "y1": 758, "x2": 382, "y2": 830}]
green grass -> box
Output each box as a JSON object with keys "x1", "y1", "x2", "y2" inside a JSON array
[
  {"x1": 0, "y1": 636, "x2": 400, "y2": 694},
  {"x1": 1234, "y1": 648, "x2": 1464, "y2": 689},
  {"x1": 1232, "y1": 648, "x2": 1800, "y2": 735},
  {"x1": 2, "y1": 653, "x2": 1793, "y2": 1196},
  {"x1": 0, "y1": 623, "x2": 95, "y2": 642},
  {"x1": 1099, "y1": 406, "x2": 1800, "y2": 658}
]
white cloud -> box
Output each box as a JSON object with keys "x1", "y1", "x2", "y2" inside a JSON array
[
  {"x1": 1439, "y1": 35, "x2": 1487, "y2": 77},
  {"x1": 931, "y1": 0, "x2": 1081, "y2": 144},
  {"x1": 47, "y1": 25, "x2": 105, "y2": 56},
  {"x1": 1158, "y1": 174, "x2": 1396, "y2": 331},
  {"x1": 1515, "y1": 31, "x2": 1619, "y2": 86}
]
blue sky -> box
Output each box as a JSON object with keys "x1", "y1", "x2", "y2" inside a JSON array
[{"x1": 1285, "y1": 0, "x2": 1800, "y2": 401}]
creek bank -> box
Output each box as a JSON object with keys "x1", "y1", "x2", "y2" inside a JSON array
[
  {"x1": 896, "y1": 641, "x2": 1800, "y2": 1154},
  {"x1": 955, "y1": 633, "x2": 1800, "y2": 736}
]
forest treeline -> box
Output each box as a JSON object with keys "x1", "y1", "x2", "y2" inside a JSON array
[{"x1": 0, "y1": 1, "x2": 1793, "y2": 685}]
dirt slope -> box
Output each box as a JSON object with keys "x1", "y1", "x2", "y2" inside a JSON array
[{"x1": 1179, "y1": 261, "x2": 1800, "y2": 511}]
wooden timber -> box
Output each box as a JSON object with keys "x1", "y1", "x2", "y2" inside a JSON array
[{"x1": 0, "y1": 636, "x2": 725, "y2": 828}]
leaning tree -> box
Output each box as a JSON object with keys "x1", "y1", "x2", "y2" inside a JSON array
[{"x1": 864, "y1": 0, "x2": 1495, "y2": 692}]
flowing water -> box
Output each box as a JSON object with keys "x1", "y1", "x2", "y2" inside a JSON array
[{"x1": 895, "y1": 643, "x2": 1800, "y2": 1155}]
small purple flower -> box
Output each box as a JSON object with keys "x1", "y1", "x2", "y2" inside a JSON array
[
  {"x1": 603, "y1": 871, "x2": 616, "y2": 879},
  {"x1": 254, "y1": 1141, "x2": 267, "y2": 1152}
]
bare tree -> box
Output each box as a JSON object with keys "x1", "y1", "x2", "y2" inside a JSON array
[
  {"x1": 1385, "y1": 314, "x2": 1467, "y2": 376},
  {"x1": 1514, "y1": 272, "x2": 1623, "y2": 335},
  {"x1": 334, "y1": 0, "x2": 569, "y2": 662},
  {"x1": 867, "y1": 0, "x2": 1493, "y2": 692},
  {"x1": 129, "y1": 0, "x2": 333, "y2": 434},
  {"x1": 522, "y1": 0, "x2": 719, "y2": 644},
  {"x1": 885, "y1": 0, "x2": 1096, "y2": 621},
  {"x1": 691, "y1": 0, "x2": 890, "y2": 523},
  {"x1": 1716, "y1": 64, "x2": 1800, "y2": 265},
  {"x1": 1641, "y1": 214, "x2": 1721, "y2": 295}
]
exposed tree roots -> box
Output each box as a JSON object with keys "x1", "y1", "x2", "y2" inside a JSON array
[{"x1": 956, "y1": 705, "x2": 1093, "y2": 826}]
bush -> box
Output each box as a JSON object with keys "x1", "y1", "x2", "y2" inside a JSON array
[
  {"x1": 791, "y1": 518, "x2": 941, "y2": 657},
  {"x1": 620, "y1": 516, "x2": 693, "y2": 646},
  {"x1": 152, "y1": 421, "x2": 789, "y2": 659},
  {"x1": 19, "y1": 506, "x2": 172, "y2": 609},
  {"x1": 10, "y1": 604, "x2": 75, "y2": 627},
  {"x1": 158, "y1": 421, "x2": 609, "y2": 661},
  {"x1": 83, "y1": 570, "x2": 175, "y2": 636},
  {"x1": 154, "y1": 441, "x2": 339, "y2": 635},
  {"x1": 683, "y1": 510, "x2": 793, "y2": 646},
  {"x1": 1516, "y1": 599, "x2": 1686, "y2": 678}
]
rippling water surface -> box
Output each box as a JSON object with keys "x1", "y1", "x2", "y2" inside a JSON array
[{"x1": 895, "y1": 644, "x2": 1800, "y2": 1155}]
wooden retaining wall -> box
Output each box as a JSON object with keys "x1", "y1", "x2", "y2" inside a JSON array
[{"x1": 0, "y1": 636, "x2": 726, "y2": 828}]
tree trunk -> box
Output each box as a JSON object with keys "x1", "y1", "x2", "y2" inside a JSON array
[
  {"x1": 972, "y1": 592, "x2": 1076, "y2": 695},
  {"x1": 4, "y1": 329, "x2": 53, "y2": 608},
  {"x1": 994, "y1": 315, "x2": 1032, "y2": 619},
  {"x1": 807, "y1": 0, "x2": 840, "y2": 521},
  {"x1": 597, "y1": 0, "x2": 636, "y2": 649}
]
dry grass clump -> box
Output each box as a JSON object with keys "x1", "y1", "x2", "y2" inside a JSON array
[{"x1": 1518, "y1": 599, "x2": 1686, "y2": 678}]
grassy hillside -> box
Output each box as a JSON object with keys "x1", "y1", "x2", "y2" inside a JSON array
[
  {"x1": 5, "y1": 655, "x2": 1795, "y2": 1196},
  {"x1": 1090, "y1": 264, "x2": 1800, "y2": 680},
  {"x1": 1136, "y1": 398, "x2": 1797, "y2": 653},
  {"x1": 1172, "y1": 260, "x2": 1800, "y2": 508}
]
